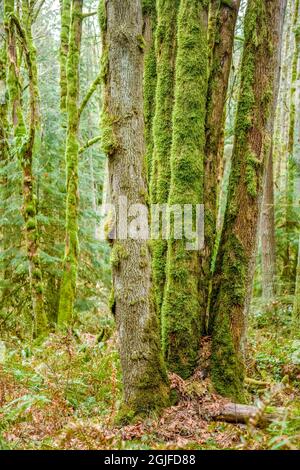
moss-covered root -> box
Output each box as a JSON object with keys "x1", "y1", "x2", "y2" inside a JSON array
[
  {"x1": 58, "y1": 0, "x2": 83, "y2": 328},
  {"x1": 210, "y1": 0, "x2": 283, "y2": 401},
  {"x1": 150, "y1": 0, "x2": 179, "y2": 317},
  {"x1": 161, "y1": 0, "x2": 208, "y2": 379}
]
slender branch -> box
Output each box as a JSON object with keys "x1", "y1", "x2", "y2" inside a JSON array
[
  {"x1": 78, "y1": 73, "x2": 101, "y2": 118},
  {"x1": 82, "y1": 11, "x2": 98, "y2": 19},
  {"x1": 79, "y1": 135, "x2": 101, "y2": 154}
]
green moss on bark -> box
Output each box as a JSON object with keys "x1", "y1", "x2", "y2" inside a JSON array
[
  {"x1": 210, "y1": 0, "x2": 281, "y2": 400},
  {"x1": 161, "y1": 0, "x2": 208, "y2": 378},
  {"x1": 150, "y1": 0, "x2": 179, "y2": 317}
]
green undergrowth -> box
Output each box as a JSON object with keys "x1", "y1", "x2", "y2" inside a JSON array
[{"x1": 0, "y1": 300, "x2": 299, "y2": 450}]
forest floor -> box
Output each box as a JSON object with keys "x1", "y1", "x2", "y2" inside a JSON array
[{"x1": 1, "y1": 302, "x2": 300, "y2": 451}]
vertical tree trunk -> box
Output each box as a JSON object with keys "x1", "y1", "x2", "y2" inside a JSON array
[
  {"x1": 150, "y1": 0, "x2": 179, "y2": 318},
  {"x1": 100, "y1": 0, "x2": 169, "y2": 417},
  {"x1": 161, "y1": 0, "x2": 208, "y2": 378},
  {"x1": 261, "y1": 144, "x2": 277, "y2": 301},
  {"x1": 143, "y1": 0, "x2": 157, "y2": 183},
  {"x1": 5, "y1": 0, "x2": 48, "y2": 337},
  {"x1": 60, "y1": 0, "x2": 71, "y2": 113},
  {"x1": 210, "y1": 0, "x2": 283, "y2": 401},
  {"x1": 58, "y1": 0, "x2": 83, "y2": 328},
  {"x1": 0, "y1": 20, "x2": 9, "y2": 308},
  {"x1": 293, "y1": 234, "x2": 300, "y2": 323},
  {"x1": 261, "y1": 0, "x2": 287, "y2": 303},
  {"x1": 204, "y1": 0, "x2": 241, "y2": 332}
]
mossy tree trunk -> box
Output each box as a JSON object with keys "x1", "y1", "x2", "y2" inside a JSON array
[
  {"x1": 261, "y1": 0, "x2": 287, "y2": 303},
  {"x1": 57, "y1": 0, "x2": 83, "y2": 328},
  {"x1": 0, "y1": 20, "x2": 9, "y2": 308},
  {"x1": 4, "y1": 0, "x2": 48, "y2": 337},
  {"x1": 293, "y1": 234, "x2": 300, "y2": 324},
  {"x1": 142, "y1": 0, "x2": 157, "y2": 183},
  {"x1": 60, "y1": 0, "x2": 71, "y2": 113},
  {"x1": 100, "y1": 0, "x2": 169, "y2": 417},
  {"x1": 204, "y1": 0, "x2": 240, "y2": 332},
  {"x1": 150, "y1": 0, "x2": 179, "y2": 318},
  {"x1": 210, "y1": 0, "x2": 283, "y2": 401},
  {"x1": 161, "y1": 0, "x2": 208, "y2": 379},
  {"x1": 280, "y1": 0, "x2": 300, "y2": 294}
]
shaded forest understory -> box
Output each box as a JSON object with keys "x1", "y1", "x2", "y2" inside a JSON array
[
  {"x1": 1, "y1": 310, "x2": 300, "y2": 450},
  {"x1": 1, "y1": 0, "x2": 300, "y2": 452}
]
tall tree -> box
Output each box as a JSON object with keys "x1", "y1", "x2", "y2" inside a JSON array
[
  {"x1": 4, "y1": 0, "x2": 48, "y2": 337},
  {"x1": 58, "y1": 0, "x2": 102, "y2": 327},
  {"x1": 210, "y1": 0, "x2": 284, "y2": 401},
  {"x1": 204, "y1": 0, "x2": 241, "y2": 331},
  {"x1": 150, "y1": 0, "x2": 179, "y2": 317},
  {"x1": 161, "y1": 0, "x2": 208, "y2": 378},
  {"x1": 100, "y1": 0, "x2": 169, "y2": 416},
  {"x1": 60, "y1": 0, "x2": 71, "y2": 113},
  {"x1": 57, "y1": 0, "x2": 83, "y2": 327},
  {"x1": 142, "y1": 0, "x2": 157, "y2": 182}
]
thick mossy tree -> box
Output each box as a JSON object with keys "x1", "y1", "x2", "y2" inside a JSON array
[
  {"x1": 210, "y1": 0, "x2": 283, "y2": 401},
  {"x1": 150, "y1": 0, "x2": 179, "y2": 317},
  {"x1": 4, "y1": 0, "x2": 48, "y2": 337},
  {"x1": 161, "y1": 0, "x2": 208, "y2": 379},
  {"x1": 100, "y1": 0, "x2": 169, "y2": 417}
]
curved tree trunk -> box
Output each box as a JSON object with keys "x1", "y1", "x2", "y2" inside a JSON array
[{"x1": 100, "y1": 0, "x2": 169, "y2": 417}]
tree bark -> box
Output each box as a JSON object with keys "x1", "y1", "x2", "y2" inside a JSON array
[
  {"x1": 60, "y1": 0, "x2": 71, "y2": 113},
  {"x1": 150, "y1": 0, "x2": 179, "y2": 319},
  {"x1": 100, "y1": 0, "x2": 169, "y2": 417},
  {"x1": 4, "y1": 0, "x2": 48, "y2": 337},
  {"x1": 58, "y1": 0, "x2": 83, "y2": 328},
  {"x1": 261, "y1": 0, "x2": 287, "y2": 303},
  {"x1": 214, "y1": 402, "x2": 284, "y2": 427},
  {"x1": 210, "y1": 0, "x2": 284, "y2": 401},
  {"x1": 204, "y1": 0, "x2": 241, "y2": 333},
  {"x1": 161, "y1": 0, "x2": 208, "y2": 379}
]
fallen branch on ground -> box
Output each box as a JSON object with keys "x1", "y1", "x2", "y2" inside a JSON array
[{"x1": 213, "y1": 403, "x2": 284, "y2": 427}]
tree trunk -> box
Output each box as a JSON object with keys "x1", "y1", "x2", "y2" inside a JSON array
[
  {"x1": 143, "y1": 0, "x2": 157, "y2": 183},
  {"x1": 161, "y1": 0, "x2": 208, "y2": 379},
  {"x1": 58, "y1": 0, "x2": 83, "y2": 328},
  {"x1": 210, "y1": 0, "x2": 284, "y2": 401},
  {"x1": 261, "y1": 0, "x2": 287, "y2": 303},
  {"x1": 204, "y1": 0, "x2": 241, "y2": 333},
  {"x1": 261, "y1": 144, "x2": 277, "y2": 302},
  {"x1": 100, "y1": 0, "x2": 169, "y2": 418},
  {"x1": 4, "y1": 0, "x2": 48, "y2": 337},
  {"x1": 150, "y1": 0, "x2": 179, "y2": 318},
  {"x1": 60, "y1": 0, "x2": 71, "y2": 113}
]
